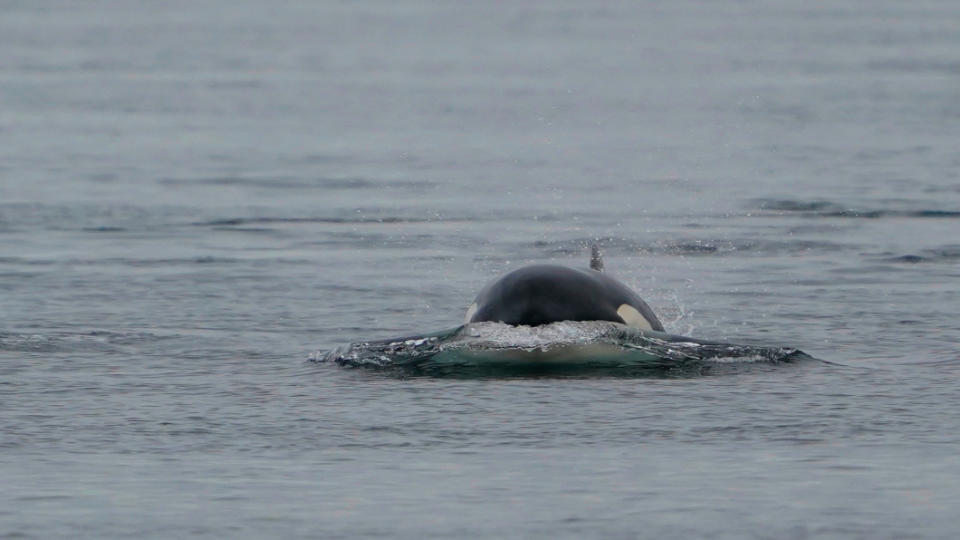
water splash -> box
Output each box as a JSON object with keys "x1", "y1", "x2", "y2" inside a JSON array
[{"x1": 315, "y1": 322, "x2": 813, "y2": 377}]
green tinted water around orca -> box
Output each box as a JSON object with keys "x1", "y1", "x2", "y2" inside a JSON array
[{"x1": 320, "y1": 322, "x2": 814, "y2": 378}]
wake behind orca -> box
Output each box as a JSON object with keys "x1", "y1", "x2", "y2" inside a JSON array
[{"x1": 319, "y1": 247, "x2": 813, "y2": 376}]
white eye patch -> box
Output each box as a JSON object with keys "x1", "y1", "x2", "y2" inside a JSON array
[
  {"x1": 464, "y1": 303, "x2": 478, "y2": 324},
  {"x1": 616, "y1": 304, "x2": 653, "y2": 331}
]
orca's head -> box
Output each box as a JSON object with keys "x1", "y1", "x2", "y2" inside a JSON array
[{"x1": 464, "y1": 259, "x2": 664, "y2": 331}]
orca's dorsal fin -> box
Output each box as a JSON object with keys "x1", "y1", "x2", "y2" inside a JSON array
[{"x1": 590, "y1": 244, "x2": 604, "y2": 272}]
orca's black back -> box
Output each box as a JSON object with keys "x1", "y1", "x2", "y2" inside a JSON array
[{"x1": 469, "y1": 264, "x2": 664, "y2": 331}]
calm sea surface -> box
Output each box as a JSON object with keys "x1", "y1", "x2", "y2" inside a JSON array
[{"x1": 2, "y1": 1, "x2": 959, "y2": 538}]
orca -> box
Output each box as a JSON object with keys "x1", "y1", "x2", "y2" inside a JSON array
[{"x1": 465, "y1": 246, "x2": 664, "y2": 331}]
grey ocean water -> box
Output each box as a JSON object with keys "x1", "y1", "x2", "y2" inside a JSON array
[{"x1": 2, "y1": 1, "x2": 959, "y2": 538}]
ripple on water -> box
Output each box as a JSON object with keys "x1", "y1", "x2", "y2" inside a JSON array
[
  {"x1": 750, "y1": 198, "x2": 960, "y2": 219},
  {"x1": 318, "y1": 322, "x2": 816, "y2": 378}
]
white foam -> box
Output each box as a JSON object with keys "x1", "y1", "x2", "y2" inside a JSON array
[{"x1": 453, "y1": 321, "x2": 625, "y2": 349}]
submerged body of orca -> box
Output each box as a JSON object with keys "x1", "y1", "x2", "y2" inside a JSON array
[{"x1": 464, "y1": 247, "x2": 664, "y2": 331}]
